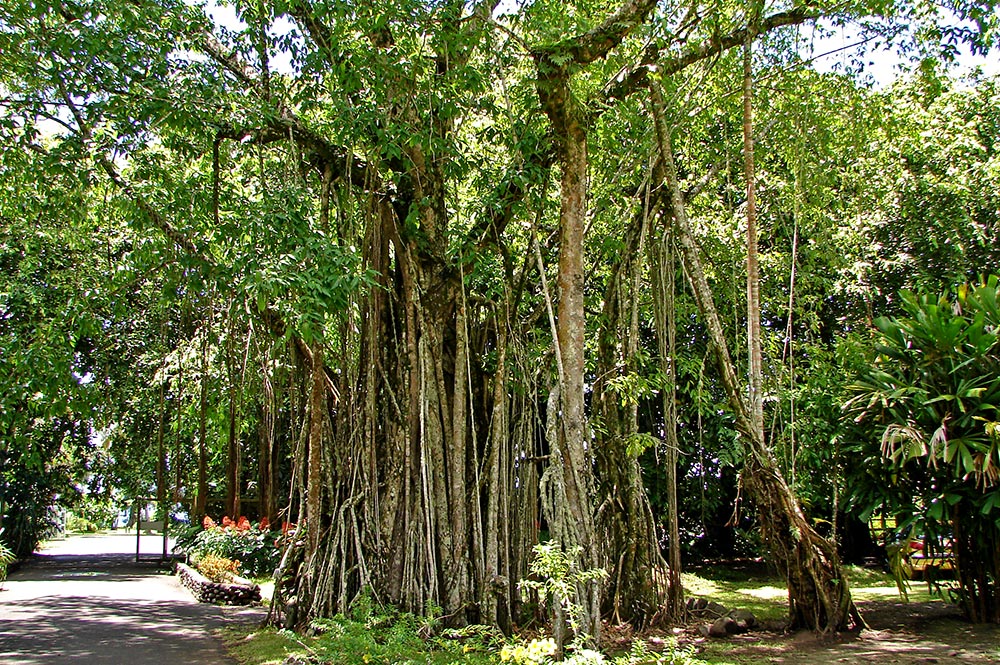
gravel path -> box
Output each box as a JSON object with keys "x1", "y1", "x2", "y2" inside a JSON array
[{"x1": 0, "y1": 533, "x2": 265, "y2": 664}]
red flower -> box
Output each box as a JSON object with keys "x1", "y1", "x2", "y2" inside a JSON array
[
  {"x1": 259, "y1": 517, "x2": 270, "y2": 531},
  {"x1": 221, "y1": 516, "x2": 234, "y2": 529},
  {"x1": 202, "y1": 516, "x2": 217, "y2": 529},
  {"x1": 236, "y1": 516, "x2": 251, "y2": 532},
  {"x1": 281, "y1": 521, "x2": 296, "y2": 535}
]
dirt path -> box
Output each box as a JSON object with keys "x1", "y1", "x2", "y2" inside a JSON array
[
  {"x1": 0, "y1": 533, "x2": 265, "y2": 664},
  {"x1": 702, "y1": 600, "x2": 1000, "y2": 664}
]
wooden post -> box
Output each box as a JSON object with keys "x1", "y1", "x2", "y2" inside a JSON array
[
  {"x1": 162, "y1": 499, "x2": 169, "y2": 561},
  {"x1": 135, "y1": 498, "x2": 141, "y2": 563}
]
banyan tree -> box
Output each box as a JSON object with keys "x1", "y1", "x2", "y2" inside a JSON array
[{"x1": 16, "y1": 0, "x2": 977, "y2": 638}]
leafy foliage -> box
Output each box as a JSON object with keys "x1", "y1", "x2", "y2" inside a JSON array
[
  {"x1": 0, "y1": 536, "x2": 15, "y2": 583},
  {"x1": 519, "y1": 542, "x2": 610, "y2": 652},
  {"x1": 177, "y1": 516, "x2": 281, "y2": 579},
  {"x1": 197, "y1": 552, "x2": 241, "y2": 583},
  {"x1": 303, "y1": 597, "x2": 501, "y2": 665},
  {"x1": 846, "y1": 276, "x2": 1000, "y2": 620}
]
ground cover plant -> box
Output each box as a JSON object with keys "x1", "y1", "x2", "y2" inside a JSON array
[{"x1": 221, "y1": 564, "x2": 985, "y2": 665}]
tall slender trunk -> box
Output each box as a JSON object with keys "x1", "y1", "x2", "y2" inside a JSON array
[
  {"x1": 258, "y1": 355, "x2": 277, "y2": 525},
  {"x1": 196, "y1": 323, "x2": 209, "y2": 520},
  {"x1": 743, "y1": 38, "x2": 764, "y2": 439},
  {"x1": 649, "y1": 79, "x2": 858, "y2": 632},
  {"x1": 655, "y1": 227, "x2": 684, "y2": 618},
  {"x1": 226, "y1": 375, "x2": 240, "y2": 517},
  {"x1": 156, "y1": 380, "x2": 166, "y2": 519},
  {"x1": 174, "y1": 362, "x2": 184, "y2": 503},
  {"x1": 225, "y1": 311, "x2": 241, "y2": 519}
]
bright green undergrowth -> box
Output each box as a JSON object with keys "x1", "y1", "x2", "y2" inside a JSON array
[
  {"x1": 224, "y1": 565, "x2": 950, "y2": 665},
  {"x1": 222, "y1": 615, "x2": 704, "y2": 665},
  {"x1": 222, "y1": 598, "x2": 504, "y2": 665}
]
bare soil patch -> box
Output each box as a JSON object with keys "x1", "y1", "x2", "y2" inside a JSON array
[{"x1": 696, "y1": 598, "x2": 1000, "y2": 664}]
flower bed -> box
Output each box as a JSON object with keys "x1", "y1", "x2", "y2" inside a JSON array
[
  {"x1": 176, "y1": 561, "x2": 261, "y2": 605},
  {"x1": 174, "y1": 515, "x2": 283, "y2": 579}
]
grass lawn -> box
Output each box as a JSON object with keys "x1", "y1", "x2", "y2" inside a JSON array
[{"x1": 682, "y1": 562, "x2": 939, "y2": 625}]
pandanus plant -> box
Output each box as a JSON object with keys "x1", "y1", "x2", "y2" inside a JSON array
[{"x1": 847, "y1": 275, "x2": 1000, "y2": 623}]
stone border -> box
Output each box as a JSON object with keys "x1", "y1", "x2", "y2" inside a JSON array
[{"x1": 176, "y1": 561, "x2": 261, "y2": 605}]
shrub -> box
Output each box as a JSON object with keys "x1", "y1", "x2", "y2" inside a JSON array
[
  {"x1": 65, "y1": 515, "x2": 99, "y2": 533},
  {"x1": 175, "y1": 515, "x2": 281, "y2": 579},
  {"x1": 70, "y1": 495, "x2": 117, "y2": 530},
  {"x1": 847, "y1": 277, "x2": 1000, "y2": 622},
  {"x1": 197, "y1": 553, "x2": 240, "y2": 583},
  {"x1": 0, "y1": 539, "x2": 15, "y2": 583}
]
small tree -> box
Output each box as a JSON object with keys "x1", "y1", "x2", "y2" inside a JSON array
[
  {"x1": 519, "y1": 542, "x2": 608, "y2": 658},
  {"x1": 847, "y1": 276, "x2": 1000, "y2": 622}
]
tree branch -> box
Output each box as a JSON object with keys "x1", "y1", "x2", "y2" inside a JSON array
[
  {"x1": 602, "y1": 7, "x2": 819, "y2": 105},
  {"x1": 533, "y1": 0, "x2": 659, "y2": 67},
  {"x1": 201, "y1": 32, "x2": 259, "y2": 87}
]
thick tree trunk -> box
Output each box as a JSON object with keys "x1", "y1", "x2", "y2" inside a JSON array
[
  {"x1": 536, "y1": 68, "x2": 603, "y2": 647},
  {"x1": 530, "y1": 1, "x2": 662, "y2": 642},
  {"x1": 306, "y1": 342, "x2": 325, "y2": 556},
  {"x1": 482, "y1": 300, "x2": 510, "y2": 629}
]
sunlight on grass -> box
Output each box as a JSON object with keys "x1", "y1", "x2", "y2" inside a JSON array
[
  {"x1": 852, "y1": 585, "x2": 908, "y2": 599},
  {"x1": 680, "y1": 573, "x2": 721, "y2": 596},
  {"x1": 222, "y1": 627, "x2": 311, "y2": 665},
  {"x1": 736, "y1": 585, "x2": 786, "y2": 600},
  {"x1": 681, "y1": 569, "x2": 789, "y2": 622},
  {"x1": 680, "y1": 563, "x2": 951, "y2": 627}
]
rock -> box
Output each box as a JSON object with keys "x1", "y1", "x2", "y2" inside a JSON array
[
  {"x1": 686, "y1": 597, "x2": 729, "y2": 618},
  {"x1": 174, "y1": 562, "x2": 261, "y2": 606},
  {"x1": 705, "y1": 601, "x2": 729, "y2": 617},
  {"x1": 709, "y1": 616, "x2": 738, "y2": 637},
  {"x1": 686, "y1": 597, "x2": 708, "y2": 612},
  {"x1": 727, "y1": 608, "x2": 757, "y2": 632}
]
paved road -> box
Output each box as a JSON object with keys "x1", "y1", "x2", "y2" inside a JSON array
[{"x1": 0, "y1": 533, "x2": 265, "y2": 664}]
